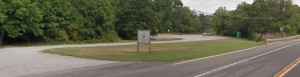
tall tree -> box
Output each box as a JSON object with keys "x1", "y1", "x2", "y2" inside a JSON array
[
  {"x1": 116, "y1": 0, "x2": 157, "y2": 39},
  {"x1": 71, "y1": 0, "x2": 119, "y2": 42},
  {"x1": 1, "y1": 0, "x2": 43, "y2": 44},
  {"x1": 35, "y1": 0, "x2": 77, "y2": 42},
  {"x1": 212, "y1": 0, "x2": 299, "y2": 39}
]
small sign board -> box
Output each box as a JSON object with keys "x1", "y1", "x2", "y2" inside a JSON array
[
  {"x1": 137, "y1": 30, "x2": 151, "y2": 53},
  {"x1": 138, "y1": 30, "x2": 151, "y2": 44},
  {"x1": 280, "y1": 27, "x2": 284, "y2": 32}
]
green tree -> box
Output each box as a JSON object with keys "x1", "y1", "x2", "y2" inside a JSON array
[
  {"x1": 1, "y1": 0, "x2": 43, "y2": 44},
  {"x1": 212, "y1": 0, "x2": 298, "y2": 39},
  {"x1": 35, "y1": 0, "x2": 77, "y2": 42},
  {"x1": 116, "y1": 0, "x2": 157, "y2": 39},
  {"x1": 71, "y1": 0, "x2": 119, "y2": 42}
]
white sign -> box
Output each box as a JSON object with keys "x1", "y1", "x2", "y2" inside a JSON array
[
  {"x1": 138, "y1": 30, "x2": 151, "y2": 44},
  {"x1": 280, "y1": 27, "x2": 284, "y2": 32}
]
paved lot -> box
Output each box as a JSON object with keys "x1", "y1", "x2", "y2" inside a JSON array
[{"x1": 0, "y1": 34, "x2": 228, "y2": 77}]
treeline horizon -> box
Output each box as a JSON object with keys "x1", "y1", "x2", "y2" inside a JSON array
[{"x1": 0, "y1": 0, "x2": 209, "y2": 44}]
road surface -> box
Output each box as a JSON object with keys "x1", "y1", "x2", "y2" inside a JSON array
[
  {"x1": 286, "y1": 63, "x2": 300, "y2": 77},
  {"x1": 285, "y1": 58, "x2": 300, "y2": 77},
  {"x1": 0, "y1": 34, "x2": 228, "y2": 77},
  {"x1": 23, "y1": 38, "x2": 300, "y2": 77}
]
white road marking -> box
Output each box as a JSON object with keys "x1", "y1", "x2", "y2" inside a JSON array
[
  {"x1": 174, "y1": 44, "x2": 270, "y2": 65},
  {"x1": 193, "y1": 42, "x2": 300, "y2": 77}
]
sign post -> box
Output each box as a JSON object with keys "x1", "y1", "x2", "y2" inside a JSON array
[
  {"x1": 280, "y1": 27, "x2": 284, "y2": 38},
  {"x1": 137, "y1": 30, "x2": 151, "y2": 53}
]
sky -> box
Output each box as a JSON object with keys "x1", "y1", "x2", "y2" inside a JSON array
[{"x1": 182, "y1": 0, "x2": 300, "y2": 14}]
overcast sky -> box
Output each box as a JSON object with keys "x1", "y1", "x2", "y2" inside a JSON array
[{"x1": 182, "y1": 0, "x2": 300, "y2": 14}]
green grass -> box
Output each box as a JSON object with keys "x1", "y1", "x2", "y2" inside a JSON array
[{"x1": 44, "y1": 39, "x2": 265, "y2": 62}]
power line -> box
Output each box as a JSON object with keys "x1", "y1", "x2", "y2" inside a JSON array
[
  {"x1": 256, "y1": 0, "x2": 286, "y2": 42},
  {"x1": 214, "y1": 15, "x2": 282, "y2": 20},
  {"x1": 195, "y1": 9, "x2": 282, "y2": 20}
]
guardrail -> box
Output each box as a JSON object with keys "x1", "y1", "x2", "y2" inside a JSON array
[{"x1": 267, "y1": 35, "x2": 300, "y2": 43}]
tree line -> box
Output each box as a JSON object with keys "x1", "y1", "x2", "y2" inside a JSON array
[
  {"x1": 0, "y1": 0, "x2": 208, "y2": 45},
  {"x1": 212, "y1": 0, "x2": 300, "y2": 40}
]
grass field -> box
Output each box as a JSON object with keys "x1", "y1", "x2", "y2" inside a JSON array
[{"x1": 44, "y1": 39, "x2": 265, "y2": 62}]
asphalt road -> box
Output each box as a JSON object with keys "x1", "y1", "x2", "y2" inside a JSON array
[
  {"x1": 23, "y1": 39, "x2": 300, "y2": 77},
  {"x1": 285, "y1": 58, "x2": 300, "y2": 77}
]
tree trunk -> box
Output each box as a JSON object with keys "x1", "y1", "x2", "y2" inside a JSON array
[{"x1": 0, "y1": 31, "x2": 4, "y2": 48}]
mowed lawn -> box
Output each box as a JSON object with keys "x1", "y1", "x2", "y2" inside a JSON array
[{"x1": 44, "y1": 39, "x2": 264, "y2": 62}]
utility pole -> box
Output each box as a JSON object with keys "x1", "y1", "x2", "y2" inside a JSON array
[
  {"x1": 280, "y1": 0, "x2": 285, "y2": 38},
  {"x1": 211, "y1": 16, "x2": 213, "y2": 33},
  {"x1": 256, "y1": 0, "x2": 286, "y2": 42}
]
